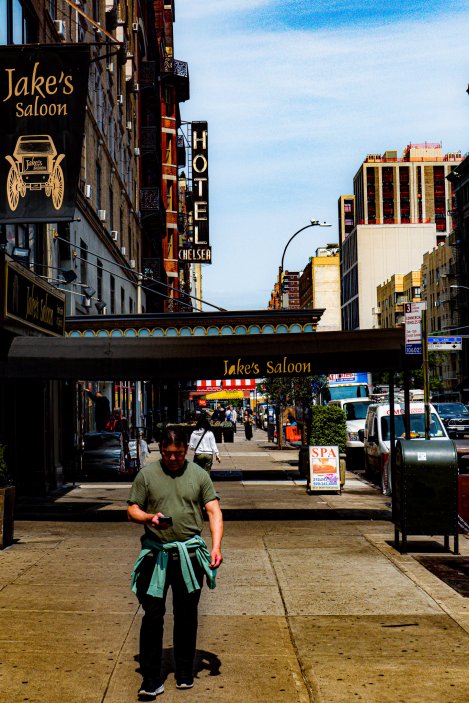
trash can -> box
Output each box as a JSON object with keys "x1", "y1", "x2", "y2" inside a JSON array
[{"x1": 393, "y1": 439, "x2": 459, "y2": 554}]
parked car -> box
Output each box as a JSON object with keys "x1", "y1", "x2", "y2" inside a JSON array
[
  {"x1": 328, "y1": 398, "x2": 372, "y2": 469},
  {"x1": 81, "y1": 431, "x2": 135, "y2": 480},
  {"x1": 432, "y1": 402, "x2": 469, "y2": 438},
  {"x1": 362, "y1": 402, "x2": 448, "y2": 494}
]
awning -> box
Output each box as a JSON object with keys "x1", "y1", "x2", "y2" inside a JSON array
[
  {"x1": 201, "y1": 390, "x2": 245, "y2": 400},
  {"x1": 0, "y1": 328, "x2": 418, "y2": 380}
]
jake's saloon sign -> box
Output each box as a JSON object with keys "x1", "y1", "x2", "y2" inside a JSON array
[{"x1": 0, "y1": 44, "x2": 90, "y2": 223}]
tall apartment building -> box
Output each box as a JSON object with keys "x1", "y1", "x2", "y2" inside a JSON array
[
  {"x1": 0, "y1": 0, "x2": 196, "y2": 494},
  {"x1": 353, "y1": 143, "x2": 461, "y2": 235},
  {"x1": 299, "y1": 245, "x2": 341, "y2": 331},
  {"x1": 338, "y1": 195, "x2": 355, "y2": 246},
  {"x1": 340, "y1": 144, "x2": 462, "y2": 330},
  {"x1": 268, "y1": 271, "x2": 301, "y2": 310}
]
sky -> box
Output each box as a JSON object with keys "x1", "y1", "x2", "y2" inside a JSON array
[{"x1": 174, "y1": 1, "x2": 468, "y2": 311}]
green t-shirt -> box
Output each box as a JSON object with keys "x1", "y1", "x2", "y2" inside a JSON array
[{"x1": 127, "y1": 459, "x2": 217, "y2": 542}]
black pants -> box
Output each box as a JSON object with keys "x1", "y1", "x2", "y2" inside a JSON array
[
  {"x1": 136, "y1": 554, "x2": 204, "y2": 680},
  {"x1": 244, "y1": 422, "x2": 253, "y2": 440}
]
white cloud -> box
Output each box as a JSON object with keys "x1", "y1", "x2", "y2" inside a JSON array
[{"x1": 175, "y1": 8, "x2": 469, "y2": 311}]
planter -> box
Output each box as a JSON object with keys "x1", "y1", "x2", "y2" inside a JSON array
[
  {"x1": 0, "y1": 486, "x2": 15, "y2": 549},
  {"x1": 222, "y1": 428, "x2": 234, "y2": 443},
  {"x1": 211, "y1": 426, "x2": 223, "y2": 443}
]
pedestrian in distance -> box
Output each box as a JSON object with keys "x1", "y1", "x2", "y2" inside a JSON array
[
  {"x1": 189, "y1": 416, "x2": 221, "y2": 473},
  {"x1": 244, "y1": 409, "x2": 254, "y2": 441},
  {"x1": 84, "y1": 387, "x2": 111, "y2": 431},
  {"x1": 211, "y1": 404, "x2": 223, "y2": 421},
  {"x1": 230, "y1": 405, "x2": 238, "y2": 432},
  {"x1": 138, "y1": 431, "x2": 151, "y2": 467},
  {"x1": 127, "y1": 427, "x2": 223, "y2": 698},
  {"x1": 106, "y1": 406, "x2": 130, "y2": 458}
]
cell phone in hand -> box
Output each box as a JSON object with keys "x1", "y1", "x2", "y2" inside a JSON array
[{"x1": 158, "y1": 515, "x2": 173, "y2": 526}]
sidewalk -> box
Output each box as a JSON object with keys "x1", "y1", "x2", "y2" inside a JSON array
[{"x1": 2, "y1": 428, "x2": 469, "y2": 702}]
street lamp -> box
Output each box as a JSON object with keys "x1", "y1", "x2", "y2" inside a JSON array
[
  {"x1": 450, "y1": 285, "x2": 469, "y2": 292},
  {"x1": 279, "y1": 219, "x2": 332, "y2": 308}
]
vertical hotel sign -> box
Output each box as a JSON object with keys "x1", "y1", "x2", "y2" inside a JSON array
[
  {"x1": 0, "y1": 44, "x2": 90, "y2": 223},
  {"x1": 187, "y1": 121, "x2": 211, "y2": 263}
]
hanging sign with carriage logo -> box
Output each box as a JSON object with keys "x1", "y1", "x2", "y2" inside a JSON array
[{"x1": 0, "y1": 44, "x2": 90, "y2": 223}]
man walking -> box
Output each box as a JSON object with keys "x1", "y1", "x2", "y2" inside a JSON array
[{"x1": 127, "y1": 427, "x2": 223, "y2": 698}]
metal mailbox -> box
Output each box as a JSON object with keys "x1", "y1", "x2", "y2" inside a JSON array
[{"x1": 393, "y1": 439, "x2": 458, "y2": 554}]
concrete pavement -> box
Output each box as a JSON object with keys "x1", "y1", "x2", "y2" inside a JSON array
[{"x1": 1, "y1": 427, "x2": 469, "y2": 702}]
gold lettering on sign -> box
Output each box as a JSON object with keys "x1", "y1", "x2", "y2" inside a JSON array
[
  {"x1": 26, "y1": 285, "x2": 40, "y2": 320},
  {"x1": 223, "y1": 357, "x2": 311, "y2": 376},
  {"x1": 4, "y1": 64, "x2": 74, "y2": 102},
  {"x1": 3, "y1": 63, "x2": 74, "y2": 118}
]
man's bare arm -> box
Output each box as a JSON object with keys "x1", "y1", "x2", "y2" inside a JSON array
[
  {"x1": 127, "y1": 503, "x2": 169, "y2": 528},
  {"x1": 205, "y1": 499, "x2": 223, "y2": 568}
]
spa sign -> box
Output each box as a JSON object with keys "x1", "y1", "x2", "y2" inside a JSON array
[
  {"x1": 0, "y1": 44, "x2": 90, "y2": 223},
  {"x1": 223, "y1": 356, "x2": 312, "y2": 378}
]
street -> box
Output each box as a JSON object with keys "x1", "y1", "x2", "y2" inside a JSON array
[{"x1": 1, "y1": 427, "x2": 469, "y2": 702}]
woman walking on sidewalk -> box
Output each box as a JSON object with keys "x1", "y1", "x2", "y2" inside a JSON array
[
  {"x1": 189, "y1": 417, "x2": 221, "y2": 473},
  {"x1": 243, "y1": 409, "x2": 254, "y2": 441}
]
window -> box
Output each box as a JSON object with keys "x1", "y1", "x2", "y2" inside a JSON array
[
  {"x1": 79, "y1": 239, "x2": 88, "y2": 286},
  {"x1": 120, "y1": 286, "x2": 125, "y2": 313},
  {"x1": 109, "y1": 186, "x2": 114, "y2": 231},
  {"x1": 165, "y1": 136, "x2": 172, "y2": 164},
  {"x1": 110, "y1": 275, "x2": 115, "y2": 313},
  {"x1": 97, "y1": 260, "x2": 103, "y2": 300},
  {"x1": 96, "y1": 163, "x2": 101, "y2": 210},
  {"x1": 129, "y1": 297, "x2": 134, "y2": 314},
  {"x1": 1, "y1": 0, "x2": 38, "y2": 44},
  {"x1": 166, "y1": 181, "x2": 173, "y2": 210}
]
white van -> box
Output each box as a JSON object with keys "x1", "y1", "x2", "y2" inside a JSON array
[
  {"x1": 328, "y1": 398, "x2": 372, "y2": 468},
  {"x1": 362, "y1": 402, "x2": 448, "y2": 495}
]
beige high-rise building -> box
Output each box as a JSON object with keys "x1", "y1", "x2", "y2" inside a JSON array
[
  {"x1": 340, "y1": 143, "x2": 462, "y2": 330},
  {"x1": 299, "y1": 245, "x2": 341, "y2": 331},
  {"x1": 353, "y1": 143, "x2": 461, "y2": 235}
]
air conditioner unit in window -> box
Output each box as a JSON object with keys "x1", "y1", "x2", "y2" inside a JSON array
[
  {"x1": 84, "y1": 184, "x2": 92, "y2": 199},
  {"x1": 94, "y1": 23, "x2": 102, "y2": 36},
  {"x1": 117, "y1": 94, "x2": 124, "y2": 104},
  {"x1": 111, "y1": 230, "x2": 118, "y2": 241},
  {"x1": 129, "y1": 259, "x2": 136, "y2": 269},
  {"x1": 134, "y1": 147, "x2": 140, "y2": 156},
  {"x1": 120, "y1": 246, "x2": 126, "y2": 256},
  {"x1": 54, "y1": 19, "x2": 66, "y2": 39},
  {"x1": 132, "y1": 22, "x2": 139, "y2": 32},
  {"x1": 133, "y1": 83, "x2": 139, "y2": 93},
  {"x1": 106, "y1": 63, "x2": 114, "y2": 74},
  {"x1": 126, "y1": 121, "x2": 132, "y2": 131},
  {"x1": 98, "y1": 209, "x2": 106, "y2": 221}
]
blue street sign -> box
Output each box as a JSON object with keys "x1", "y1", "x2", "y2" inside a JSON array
[
  {"x1": 406, "y1": 343, "x2": 422, "y2": 355},
  {"x1": 427, "y1": 337, "x2": 462, "y2": 344},
  {"x1": 427, "y1": 336, "x2": 462, "y2": 351}
]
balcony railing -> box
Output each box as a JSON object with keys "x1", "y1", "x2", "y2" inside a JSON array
[
  {"x1": 162, "y1": 57, "x2": 189, "y2": 101},
  {"x1": 140, "y1": 187, "x2": 162, "y2": 212},
  {"x1": 141, "y1": 127, "x2": 158, "y2": 151}
]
